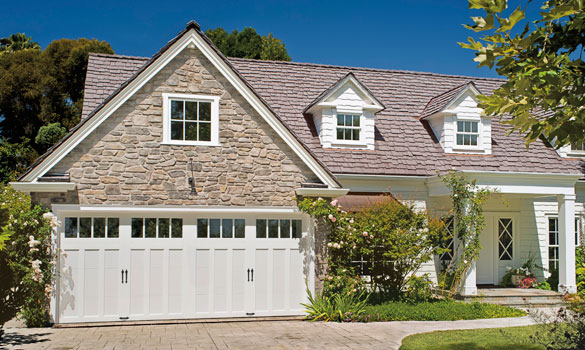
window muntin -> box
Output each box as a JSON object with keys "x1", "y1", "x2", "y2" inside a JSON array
[
  {"x1": 548, "y1": 216, "x2": 581, "y2": 271},
  {"x1": 498, "y1": 218, "x2": 513, "y2": 261},
  {"x1": 571, "y1": 142, "x2": 585, "y2": 152},
  {"x1": 256, "y1": 219, "x2": 302, "y2": 239},
  {"x1": 131, "y1": 217, "x2": 183, "y2": 238},
  {"x1": 439, "y1": 216, "x2": 454, "y2": 262},
  {"x1": 170, "y1": 100, "x2": 212, "y2": 142},
  {"x1": 456, "y1": 120, "x2": 479, "y2": 146},
  {"x1": 64, "y1": 217, "x2": 120, "y2": 238},
  {"x1": 197, "y1": 218, "x2": 245, "y2": 238},
  {"x1": 336, "y1": 114, "x2": 361, "y2": 141}
]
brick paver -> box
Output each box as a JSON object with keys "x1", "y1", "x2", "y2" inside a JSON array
[{"x1": 0, "y1": 316, "x2": 536, "y2": 350}]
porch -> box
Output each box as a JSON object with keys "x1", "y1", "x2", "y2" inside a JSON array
[
  {"x1": 427, "y1": 171, "x2": 581, "y2": 296},
  {"x1": 458, "y1": 287, "x2": 564, "y2": 309}
]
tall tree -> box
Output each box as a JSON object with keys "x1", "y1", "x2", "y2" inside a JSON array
[
  {"x1": 461, "y1": 0, "x2": 585, "y2": 147},
  {"x1": 205, "y1": 27, "x2": 291, "y2": 61},
  {"x1": 0, "y1": 33, "x2": 40, "y2": 54}
]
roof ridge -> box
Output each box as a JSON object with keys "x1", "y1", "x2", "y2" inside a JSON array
[
  {"x1": 228, "y1": 57, "x2": 506, "y2": 82},
  {"x1": 89, "y1": 52, "x2": 150, "y2": 60}
]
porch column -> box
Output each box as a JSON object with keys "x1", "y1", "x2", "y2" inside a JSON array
[
  {"x1": 558, "y1": 194, "x2": 577, "y2": 294},
  {"x1": 461, "y1": 261, "x2": 478, "y2": 295}
]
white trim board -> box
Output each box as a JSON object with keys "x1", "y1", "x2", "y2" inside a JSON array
[
  {"x1": 51, "y1": 204, "x2": 304, "y2": 214},
  {"x1": 19, "y1": 28, "x2": 340, "y2": 189},
  {"x1": 9, "y1": 182, "x2": 76, "y2": 193}
]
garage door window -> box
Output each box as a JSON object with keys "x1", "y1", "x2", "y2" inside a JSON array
[
  {"x1": 197, "y1": 218, "x2": 245, "y2": 238},
  {"x1": 64, "y1": 217, "x2": 119, "y2": 238},
  {"x1": 256, "y1": 219, "x2": 302, "y2": 238},
  {"x1": 132, "y1": 218, "x2": 183, "y2": 238}
]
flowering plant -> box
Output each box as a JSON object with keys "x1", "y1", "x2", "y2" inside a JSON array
[
  {"x1": 0, "y1": 185, "x2": 58, "y2": 328},
  {"x1": 518, "y1": 276, "x2": 538, "y2": 289}
]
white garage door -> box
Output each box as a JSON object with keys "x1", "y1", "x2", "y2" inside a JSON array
[{"x1": 57, "y1": 212, "x2": 310, "y2": 324}]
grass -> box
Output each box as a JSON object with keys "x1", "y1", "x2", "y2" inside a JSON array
[
  {"x1": 363, "y1": 300, "x2": 526, "y2": 321},
  {"x1": 399, "y1": 325, "x2": 544, "y2": 350}
]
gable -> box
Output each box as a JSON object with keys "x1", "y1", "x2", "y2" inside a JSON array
[
  {"x1": 47, "y1": 47, "x2": 321, "y2": 206},
  {"x1": 19, "y1": 22, "x2": 340, "y2": 189}
]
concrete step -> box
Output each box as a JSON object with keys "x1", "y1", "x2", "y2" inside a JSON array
[{"x1": 461, "y1": 290, "x2": 564, "y2": 309}]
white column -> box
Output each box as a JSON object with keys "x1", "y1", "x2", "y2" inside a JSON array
[
  {"x1": 558, "y1": 194, "x2": 577, "y2": 294},
  {"x1": 461, "y1": 261, "x2": 478, "y2": 295}
]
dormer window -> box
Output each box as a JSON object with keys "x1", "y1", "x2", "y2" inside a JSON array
[
  {"x1": 421, "y1": 82, "x2": 492, "y2": 155},
  {"x1": 303, "y1": 73, "x2": 384, "y2": 151},
  {"x1": 336, "y1": 114, "x2": 361, "y2": 141},
  {"x1": 571, "y1": 142, "x2": 585, "y2": 152},
  {"x1": 456, "y1": 120, "x2": 479, "y2": 147}
]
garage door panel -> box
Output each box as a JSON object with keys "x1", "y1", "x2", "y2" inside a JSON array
[
  {"x1": 103, "y1": 250, "x2": 120, "y2": 316},
  {"x1": 254, "y1": 249, "x2": 269, "y2": 312},
  {"x1": 213, "y1": 249, "x2": 228, "y2": 313},
  {"x1": 82, "y1": 250, "x2": 100, "y2": 317},
  {"x1": 168, "y1": 250, "x2": 183, "y2": 315},
  {"x1": 289, "y1": 248, "x2": 305, "y2": 312},
  {"x1": 231, "y1": 249, "x2": 246, "y2": 313},
  {"x1": 272, "y1": 249, "x2": 286, "y2": 311},
  {"x1": 195, "y1": 249, "x2": 210, "y2": 314},
  {"x1": 149, "y1": 250, "x2": 164, "y2": 315},
  {"x1": 130, "y1": 250, "x2": 146, "y2": 316},
  {"x1": 60, "y1": 249, "x2": 80, "y2": 319}
]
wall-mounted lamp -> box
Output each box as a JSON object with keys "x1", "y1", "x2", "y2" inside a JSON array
[{"x1": 188, "y1": 157, "x2": 197, "y2": 195}]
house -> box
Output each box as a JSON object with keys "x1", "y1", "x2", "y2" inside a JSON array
[{"x1": 11, "y1": 21, "x2": 584, "y2": 324}]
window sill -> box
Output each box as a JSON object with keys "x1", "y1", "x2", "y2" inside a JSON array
[
  {"x1": 162, "y1": 141, "x2": 221, "y2": 147},
  {"x1": 566, "y1": 152, "x2": 585, "y2": 157}
]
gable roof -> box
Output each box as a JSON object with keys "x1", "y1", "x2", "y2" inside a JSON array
[
  {"x1": 19, "y1": 21, "x2": 341, "y2": 188},
  {"x1": 303, "y1": 72, "x2": 385, "y2": 114},
  {"x1": 66, "y1": 41, "x2": 584, "y2": 178},
  {"x1": 420, "y1": 81, "x2": 481, "y2": 119}
]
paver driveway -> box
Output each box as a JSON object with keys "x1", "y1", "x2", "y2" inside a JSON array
[{"x1": 1, "y1": 316, "x2": 535, "y2": 350}]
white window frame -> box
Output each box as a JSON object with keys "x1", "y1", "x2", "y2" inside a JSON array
[
  {"x1": 331, "y1": 108, "x2": 365, "y2": 146},
  {"x1": 162, "y1": 93, "x2": 220, "y2": 146},
  {"x1": 547, "y1": 215, "x2": 582, "y2": 270},
  {"x1": 454, "y1": 118, "x2": 481, "y2": 150}
]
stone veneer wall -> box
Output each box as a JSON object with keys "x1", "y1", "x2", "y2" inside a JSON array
[{"x1": 46, "y1": 47, "x2": 319, "y2": 206}]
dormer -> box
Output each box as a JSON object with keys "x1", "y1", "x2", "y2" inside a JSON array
[
  {"x1": 304, "y1": 73, "x2": 384, "y2": 150},
  {"x1": 558, "y1": 142, "x2": 585, "y2": 158},
  {"x1": 421, "y1": 82, "x2": 492, "y2": 155}
]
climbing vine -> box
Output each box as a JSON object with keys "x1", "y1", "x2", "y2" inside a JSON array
[{"x1": 440, "y1": 172, "x2": 494, "y2": 295}]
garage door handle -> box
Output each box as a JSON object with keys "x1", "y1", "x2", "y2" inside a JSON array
[
  {"x1": 124, "y1": 270, "x2": 128, "y2": 284},
  {"x1": 251, "y1": 268, "x2": 254, "y2": 282},
  {"x1": 121, "y1": 269, "x2": 124, "y2": 284},
  {"x1": 247, "y1": 268, "x2": 250, "y2": 282}
]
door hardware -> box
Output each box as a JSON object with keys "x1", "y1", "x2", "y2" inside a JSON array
[
  {"x1": 247, "y1": 268, "x2": 250, "y2": 282},
  {"x1": 121, "y1": 269, "x2": 124, "y2": 284},
  {"x1": 251, "y1": 268, "x2": 254, "y2": 282},
  {"x1": 124, "y1": 270, "x2": 128, "y2": 284},
  {"x1": 119, "y1": 317, "x2": 129, "y2": 320},
  {"x1": 246, "y1": 312, "x2": 255, "y2": 316}
]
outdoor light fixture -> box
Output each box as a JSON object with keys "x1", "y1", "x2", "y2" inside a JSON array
[{"x1": 188, "y1": 157, "x2": 197, "y2": 195}]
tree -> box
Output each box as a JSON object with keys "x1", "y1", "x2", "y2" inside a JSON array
[
  {"x1": 0, "y1": 140, "x2": 38, "y2": 183},
  {"x1": 0, "y1": 33, "x2": 40, "y2": 54},
  {"x1": 35, "y1": 122, "x2": 67, "y2": 148},
  {"x1": 461, "y1": 0, "x2": 585, "y2": 147},
  {"x1": 205, "y1": 27, "x2": 291, "y2": 61}
]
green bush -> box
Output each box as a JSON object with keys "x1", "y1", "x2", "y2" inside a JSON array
[
  {"x1": 322, "y1": 267, "x2": 365, "y2": 299},
  {"x1": 577, "y1": 246, "x2": 585, "y2": 299},
  {"x1": 302, "y1": 284, "x2": 368, "y2": 322},
  {"x1": 402, "y1": 274, "x2": 434, "y2": 303},
  {"x1": 364, "y1": 300, "x2": 525, "y2": 321},
  {"x1": 536, "y1": 281, "x2": 552, "y2": 291}
]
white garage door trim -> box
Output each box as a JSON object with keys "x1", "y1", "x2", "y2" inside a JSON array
[{"x1": 52, "y1": 206, "x2": 314, "y2": 324}]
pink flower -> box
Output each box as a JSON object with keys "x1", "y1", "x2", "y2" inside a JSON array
[
  {"x1": 328, "y1": 214, "x2": 337, "y2": 222},
  {"x1": 330, "y1": 200, "x2": 338, "y2": 206},
  {"x1": 363, "y1": 231, "x2": 368, "y2": 237},
  {"x1": 369, "y1": 235, "x2": 374, "y2": 239},
  {"x1": 349, "y1": 219, "x2": 354, "y2": 224},
  {"x1": 327, "y1": 243, "x2": 332, "y2": 247}
]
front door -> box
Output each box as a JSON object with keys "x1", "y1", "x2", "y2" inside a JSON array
[{"x1": 477, "y1": 214, "x2": 516, "y2": 285}]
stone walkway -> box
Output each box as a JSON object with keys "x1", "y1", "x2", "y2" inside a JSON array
[{"x1": 0, "y1": 316, "x2": 537, "y2": 350}]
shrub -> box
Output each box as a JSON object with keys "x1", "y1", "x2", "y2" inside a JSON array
[
  {"x1": 0, "y1": 185, "x2": 57, "y2": 329},
  {"x1": 402, "y1": 274, "x2": 434, "y2": 303},
  {"x1": 577, "y1": 246, "x2": 585, "y2": 299},
  {"x1": 530, "y1": 301, "x2": 585, "y2": 350},
  {"x1": 322, "y1": 267, "x2": 365, "y2": 299},
  {"x1": 302, "y1": 284, "x2": 368, "y2": 322},
  {"x1": 34, "y1": 122, "x2": 67, "y2": 148},
  {"x1": 536, "y1": 281, "x2": 552, "y2": 291}
]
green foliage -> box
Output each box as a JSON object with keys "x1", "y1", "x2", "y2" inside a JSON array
[
  {"x1": 322, "y1": 267, "x2": 365, "y2": 299},
  {"x1": 205, "y1": 27, "x2": 290, "y2": 61},
  {"x1": 298, "y1": 196, "x2": 444, "y2": 295},
  {"x1": 35, "y1": 122, "x2": 67, "y2": 147},
  {"x1": 529, "y1": 302, "x2": 585, "y2": 350},
  {"x1": 400, "y1": 325, "x2": 544, "y2": 350},
  {"x1": 0, "y1": 140, "x2": 38, "y2": 183},
  {"x1": 461, "y1": 0, "x2": 585, "y2": 148},
  {"x1": 0, "y1": 35, "x2": 113, "y2": 151},
  {"x1": 403, "y1": 274, "x2": 435, "y2": 303},
  {"x1": 0, "y1": 33, "x2": 40, "y2": 54},
  {"x1": 536, "y1": 281, "x2": 552, "y2": 290},
  {"x1": 364, "y1": 300, "x2": 526, "y2": 321},
  {"x1": 0, "y1": 185, "x2": 57, "y2": 328},
  {"x1": 576, "y1": 246, "x2": 585, "y2": 298},
  {"x1": 440, "y1": 172, "x2": 494, "y2": 295},
  {"x1": 302, "y1": 284, "x2": 368, "y2": 322}
]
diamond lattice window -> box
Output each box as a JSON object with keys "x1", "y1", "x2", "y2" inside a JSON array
[{"x1": 498, "y1": 218, "x2": 513, "y2": 261}]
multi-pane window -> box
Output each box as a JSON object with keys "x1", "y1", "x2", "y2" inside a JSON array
[
  {"x1": 256, "y1": 219, "x2": 302, "y2": 238},
  {"x1": 456, "y1": 120, "x2": 479, "y2": 146},
  {"x1": 548, "y1": 217, "x2": 581, "y2": 271},
  {"x1": 498, "y1": 218, "x2": 513, "y2": 261},
  {"x1": 197, "y1": 218, "x2": 245, "y2": 238},
  {"x1": 131, "y1": 218, "x2": 183, "y2": 238},
  {"x1": 64, "y1": 217, "x2": 119, "y2": 238},
  {"x1": 170, "y1": 100, "x2": 212, "y2": 142},
  {"x1": 571, "y1": 142, "x2": 585, "y2": 152},
  {"x1": 336, "y1": 114, "x2": 360, "y2": 141},
  {"x1": 439, "y1": 216, "x2": 455, "y2": 262}
]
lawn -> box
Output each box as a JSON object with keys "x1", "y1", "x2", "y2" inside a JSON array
[
  {"x1": 363, "y1": 300, "x2": 526, "y2": 321},
  {"x1": 399, "y1": 325, "x2": 544, "y2": 350}
]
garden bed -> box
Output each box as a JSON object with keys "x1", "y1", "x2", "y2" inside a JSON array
[{"x1": 361, "y1": 300, "x2": 526, "y2": 322}]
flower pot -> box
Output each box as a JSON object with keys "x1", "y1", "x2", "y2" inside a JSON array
[{"x1": 511, "y1": 274, "x2": 525, "y2": 286}]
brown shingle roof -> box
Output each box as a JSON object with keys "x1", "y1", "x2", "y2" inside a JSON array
[
  {"x1": 79, "y1": 53, "x2": 584, "y2": 177},
  {"x1": 420, "y1": 81, "x2": 478, "y2": 119}
]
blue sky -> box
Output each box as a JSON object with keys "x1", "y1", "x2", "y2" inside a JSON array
[{"x1": 3, "y1": 0, "x2": 522, "y2": 78}]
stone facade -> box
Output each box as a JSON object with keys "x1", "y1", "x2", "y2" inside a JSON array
[{"x1": 44, "y1": 48, "x2": 319, "y2": 206}]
